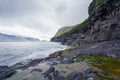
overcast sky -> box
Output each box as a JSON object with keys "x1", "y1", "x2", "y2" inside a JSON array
[{"x1": 0, "y1": 0, "x2": 92, "y2": 40}]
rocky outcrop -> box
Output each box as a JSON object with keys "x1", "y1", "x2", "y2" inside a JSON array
[
  {"x1": 1, "y1": 0, "x2": 120, "y2": 80},
  {"x1": 88, "y1": 0, "x2": 105, "y2": 15},
  {"x1": 51, "y1": 24, "x2": 86, "y2": 45},
  {"x1": 51, "y1": 0, "x2": 120, "y2": 45},
  {"x1": 84, "y1": 0, "x2": 120, "y2": 43},
  {"x1": 51, "y1": 19, "x2": 87, "y2": 45},
  {"x1": 0, "y1": 66, "x2": 16, "y2": 80}
]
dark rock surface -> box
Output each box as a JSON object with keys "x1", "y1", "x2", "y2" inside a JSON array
[
  {"x1": 4, "y1": 40, "x2": 120, "y2": 80},
  {"x1": 85, "y1": 0, "x2": 120, "y2": 43},
  {"x1": 0, "y1": 59, "x2": 43, "y2": 80},
  {"x1": 43, "y1": 67, "x2": 55, "y2": 77},
  {"x1": 62, "y1": 40, "x2": 120, "y2": 59},
  {"x1": 65, "y1": 72, "x2": 82, "y2": 80},
  {"x1": 100, "y1": 70, "x2": 109, "y2": 76},
  {"x1": 0, "y1": 66, "x2": 16, "y2": 80},
  {"x1": 53, "y1": 71, "x2": 65, "y2": 80},
  {"x1": 12, "y1": 59, "x2": 43, "y2": 70},
  {"x1": 30, "y1": 69, "x2": 42, "y2": 73}
]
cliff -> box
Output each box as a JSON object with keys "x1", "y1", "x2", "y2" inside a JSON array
[
  {"x1": 51, "y1": 0, "x2": 120, "y2": 46},
  {"x1": 54, "y1": 26, "x2": 73, "y2": 38},
  {"x1": 1, "y1": 0, "x2": 120, "y2": 80}
]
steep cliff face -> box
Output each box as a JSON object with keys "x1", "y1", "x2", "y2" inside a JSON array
[
  {"x1": 51, "y1": 20, "x2": 87, "y2": 45},
  {"x1": 51, "y1": 0, "x2": 120, "y2": 46},
  {"x1": 88, "y1": 0, "x2": 105, "y2": 15},
  {"x1": 85, "y1": 0, "x2": 120, "y2": 43}
]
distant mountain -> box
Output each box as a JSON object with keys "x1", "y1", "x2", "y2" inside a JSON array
[{"x1": 0, "y1": 33, "x2": 40, "y2": 42}]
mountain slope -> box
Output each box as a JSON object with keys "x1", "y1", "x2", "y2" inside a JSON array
[
  {"x1": 0, "y1": 33, "x2": 40, "y2": 42},
  {"x1": 54, "y1": 26, "x2": 73, "y2": 38}
]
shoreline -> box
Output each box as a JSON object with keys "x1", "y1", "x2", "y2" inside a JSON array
[
  {"x1": 0, "y1": 40, "x2": 120, "y2": 80},
  {"x1": 0, "y1": 0, "x2": 120, "y2": 80},
  {"x1": 0, "y1": 41, "x2": 68, "y2": 66}
]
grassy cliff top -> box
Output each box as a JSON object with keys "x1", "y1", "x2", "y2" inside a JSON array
[
  {"x1": 53, "y1": 0, "x2": 105, "y2": 38},
  {"x1": 54, "y1": 26, "x2": 73, "y2": 38},
  {"x1": 53, "y1": 19, "x2": 88, "y2": 38}
]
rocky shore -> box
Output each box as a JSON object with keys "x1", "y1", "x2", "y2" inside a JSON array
[
  {"x1": 0, "y1": 40, "x2": 120, "y2": 80},
  {"x1": 0, "y1": 0, "x2": 120, "y2": 80}
]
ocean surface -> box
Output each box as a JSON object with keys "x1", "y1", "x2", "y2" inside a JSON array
[{"x1": 0, "y1": 42, "x2": 68, "y2": 66}]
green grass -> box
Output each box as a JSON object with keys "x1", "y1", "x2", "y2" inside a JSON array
[
  {"x1": 54, "y1": 27, "x2": 73, "y2": 38},
  {"x1": 69, "y1": 19, "x2": 88, "y2": 33},
  {"x1": 97, "y1": 73, "x2": 115, "y2": 80},
  {"x1": 75, "y1": 55, "x2": 120, "y2": 79},
  {"x1": 61, "y1": 49, "x2": 73, "y2": 57},
  {"x1": 53, "y1": 19, "x2": 88, "y2": 38}
]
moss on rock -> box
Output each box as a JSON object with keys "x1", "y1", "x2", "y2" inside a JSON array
[
  {"x1": 75, "y1": 55, "x2": 120, "y2": 79},
  {"x1": 61, "y1": 49, "x2": 73, "y2": 57}
]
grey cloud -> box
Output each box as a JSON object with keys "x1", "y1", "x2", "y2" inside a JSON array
[
  {"x1": 0, "y1": 0, "x2": 46, "y2": 18},
  {"x1": 0, "y1": 0, "x2": 92, "y2": 40}
]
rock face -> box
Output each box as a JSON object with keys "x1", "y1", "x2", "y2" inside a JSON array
[
  {"x1": 51, "y1": 20, "x2": 87, "y2": 45},
  {"x1": 0, "y1": 66, "x2": 16, "y2": 80},
  {"x1": 51, "y1": 0, "x2": 120, "y2": 45},
  {"x1": 85, "y1": 0, "x2": 120, "y2": 43}
]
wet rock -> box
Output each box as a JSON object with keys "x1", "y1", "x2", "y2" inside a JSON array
[
  {"x1": 81, "y1": 68, "x2": 97, "y2": 78},
  {"x1": 48, "y1": 51, "x2": 62, "y2": 59},
  {"x1": 25, "y1": 59, "x2": 43, "y2": 68},
  {"x1": 61, "y1": 59, "x2": 73, "y2": 64},
  {"x1": 13, "y1": 59, "x2": 43, "y2": 70},
  {"x1": 65, "y1": 72, "x2": 83, "y2": 80},
  {"x1": 49, "y1": 62, "x2": 58, "y2": 66},
  {"x1": 0, "y1": 66, "x2": 16, "y2": 80},
  {"x1": 48, "y1": 75, "x2": 52, "y2": 80},
  {"x1": 46, "y1": 57, "x2": 63, "y2": 66},
  {"x1": 43, "y1": 67, "x2": 55, "y2": 77},
  {"x1": 31, "y1": 69, "x2": 42, "y2": 73},
  {"x1": 85, "y1": 69, "x2": 96, "y2": 74},
  {"x1": 53, "y1": 70, "x2": 65, "y2": 80},
  {"x1": 100, "y1": 70, "x2": 109, "y2": 76}
]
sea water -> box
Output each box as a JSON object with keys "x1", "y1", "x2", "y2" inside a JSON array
[{"x1": 0, "y1": 42, "x2": 68, "y2": 66}]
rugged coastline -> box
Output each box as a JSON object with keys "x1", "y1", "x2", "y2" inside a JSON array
[
  {"x1": 1, "y1": 40, "x2": 120, "y2": 80},
  {"x1": 0, "y1": 0, "x2": 120, "y2": 80}
]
